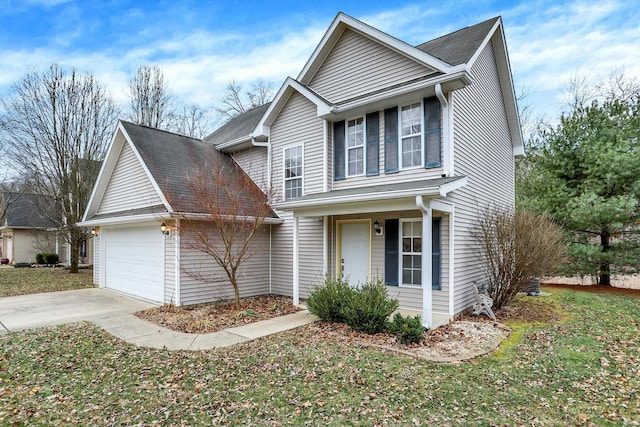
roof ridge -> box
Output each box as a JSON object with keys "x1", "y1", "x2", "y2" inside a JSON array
[
  {"x1": 416, "y1": 16, "x2": 500, "y2": 48},
  {"x1": 120, "y1": 119, "x2": 204, "y2": 142}
]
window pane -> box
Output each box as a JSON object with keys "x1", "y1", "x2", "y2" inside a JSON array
[
  {"x1": 414, "y1": 270, "x2": 421, "y2": 285},
  {"x1": 402, "y1": 269, "x2": 411, "y2": 284},
  {"x1": 413, "y1": 221, "x2": 422, "y2": 235},
  {"x1": 402, "y1": 238, "x2": 411, "y2": 252},
  {"x1": 413, "y1": 237, "x2": 422, "y2": 252}
]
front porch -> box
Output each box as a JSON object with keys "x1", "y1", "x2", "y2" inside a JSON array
[{"x1": 276, "y1": 178, "x2": 465, "y2": 328}]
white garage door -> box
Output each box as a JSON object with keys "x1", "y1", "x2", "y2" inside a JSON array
[{"x1": 103, "y1": 224, "x2": 164, "y2": 303}]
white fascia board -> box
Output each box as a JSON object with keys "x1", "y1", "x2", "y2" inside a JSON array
[
  {"x1": 120, "y1": 127, "x2": 174, "y2": 214},
  {"x1": 514, "y1": 145, "x2": 526, "y2": 158},
  {"x1": 275, "y1": 186, "x2": 443, "y2": 211},
  {"x1": 439, "y1": 176, "x2": 468, "y2": 196},
  {"x1": 297, "y1": 13, "x2": 451, "y2": 84},
  {"x1": 215, "y1": 135, "x2": 253, "y2": 152},
  {"x1": 170, "y1": 212, "x2": 284, "y2": 225},
  {"x1": 253, "y1": 77, "x2": 333, "y2": 138},
  {"x1": 325, "y1": 71, "x2": 472, "y2": 119},
  {"x1": 81, "y1": 122, "x2": 125, "y2": 222},
  {"x1": 77, "y1": 213, "x2": 169, "y2": 227},
  {"x1": 468, "y1": 18, "x2": 524, "y2": 157}
]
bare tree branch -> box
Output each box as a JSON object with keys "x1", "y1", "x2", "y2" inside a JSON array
[
  {"x1": 0, "y1": 64, "x2": 118, "y2": 272},
  {"x1": 215, "y1": 79, "x2": 274, "y2": 121},
  {"x1": 127, "y1": 65, "x2": 174, "y2": 129},
  {"x1": 171, "y1": 103, "x2": 211, "y2": 139}
]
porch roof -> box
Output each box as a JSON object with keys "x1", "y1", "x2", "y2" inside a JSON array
[{"x1": 274, "y1": 176, "x2": 466, "y2": 215}]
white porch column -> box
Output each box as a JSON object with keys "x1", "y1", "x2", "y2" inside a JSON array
[
  {"x1": 322, "y1": 215, "x2": 329, "y2": 275},
  {"x1": 293, "y1": 215, "x2": 300, "y2": 305},
  {"x1": 175, "y1": 219, "x2": 181, "y2": 307},
  {"x1": 416, "y1": 196, "x2": 433, "y2": 329}
]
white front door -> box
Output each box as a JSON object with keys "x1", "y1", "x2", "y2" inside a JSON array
[{"x1": 339, "y1": 221, "x2": 370, "y2": 286}]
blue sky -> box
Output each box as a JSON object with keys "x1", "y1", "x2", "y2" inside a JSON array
[{"x1": 1, "y1": 0, "x2": 639, "y2": 127}]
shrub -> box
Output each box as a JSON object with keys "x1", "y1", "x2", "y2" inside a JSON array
[
  {"x1": 341, "y1": 279, "x2": 399, "y2": 334},
  {"x1": 471, "y1": 206, "x2": 566, "y2": 309},
  {"x1": 43, "y1": 253, "x2": 59, "y2": 264},
  {"x1": 306, "y1": 277, "x2": 354, "y2": 322},
  {"x1": 387, "y1": 313, "x2": 425, "y2": 344},
  {"x1": 36, "y1": 253, "x2": 45, "y2": 264},
  {"x1": 13, "y1": 262, "x2": 32, "y2": 268}
]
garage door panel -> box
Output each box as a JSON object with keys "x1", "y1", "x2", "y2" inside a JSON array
[{"x1": 104, "y1": 225, "x2": 164, "y2": 303}]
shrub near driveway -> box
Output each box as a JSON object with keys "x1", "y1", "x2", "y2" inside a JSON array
[
  {"x1": 1, "y1": 288, "x2": 638, "y2": 425},
  {"x1": 0, "y1": 268, "x2": 95, "y2": 297}
]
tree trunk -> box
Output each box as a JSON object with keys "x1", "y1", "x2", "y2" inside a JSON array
[
  {"x1": 599, "y1": 230, "x2": 611, "y2": 286},
  {"x1": 68, "y1": 227, "x2": 82, "y2": 274}
]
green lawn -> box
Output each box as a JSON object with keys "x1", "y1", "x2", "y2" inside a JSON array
[
  {"x1": 1, "y1": 287, "x2": 638, "y2": 425},
  {"x1": 0, "y1": 267, "x2": 95, "y2": 297}
]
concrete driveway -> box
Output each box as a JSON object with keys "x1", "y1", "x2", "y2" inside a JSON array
[{"x1": 0, "y1": 288, "x2": 155, "y2": 333}]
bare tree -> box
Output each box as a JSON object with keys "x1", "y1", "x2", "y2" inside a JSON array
[
  {"x1": 127, "y1": 65, "x2": 174, "y2": 129},
  {"x1": 215, "y1": 79, "x2": 274, "y2": 121},
  {"x1": 562, "y1": 72, "x2": 598, "y2": 112},
  {"x1": 0, "y1": 64, "x2": 118, "y2": 273},
  {"x1": 471, "y1": 206, "x2": 566, "y2": 309},
  {"x1": 170, "y1": 160, "x2": 274, "y2": 307},
  {"x1": 172, "y1": 103, "x2": 211, "y2": 139},
  {"x1": 597, "y1": 69, "x2": 640, "y2": 104}
]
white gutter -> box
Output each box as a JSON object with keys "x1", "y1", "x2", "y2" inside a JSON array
[
  {"x1": 215, "y1": 134, "x2": 252, "y2": 151},
  {"x1": 416, "y1": 195, "x2": 433, "y2": 329},
  {"x1": 323, "y1": 71, "x2": 472, "y2": 118},
  {"x1": 79, "y1": 212, "x2": 284, "y2": 227}
]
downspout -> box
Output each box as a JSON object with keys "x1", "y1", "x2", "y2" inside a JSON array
[
  {"x1": 175, "y1": 219, "x2": 181, "y2": 306},
  {"x1": 435, "y1": 83, "x2": 452, "y2": 176},
  {"x1": 251, "y1": 138, "x2": 271, "y2": 189},
  {"x1": 323, "y1": 120, "x2": 329, "y2": 193},
  {"x1": 416, "y1": 195, "x2": 433, "y2": 329},
  {"x1": 253, "y1": 137, "x2": 273, "y2": 295}
]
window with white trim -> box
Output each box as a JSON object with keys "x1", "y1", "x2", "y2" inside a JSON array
[
  {"x1": 284, "y1": 145, "x2": 303, "y2": 200},
  {"x1": 401, "y1": 219, "x2": 422, "y2": 286},
  {"x1": 346, "y1": 117, "x2": 364, "y2": 176},
  {"x1": 400, "y1": 102, "x2": 422, "y2": 169}
]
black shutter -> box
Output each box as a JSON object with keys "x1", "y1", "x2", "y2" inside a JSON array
[
  {"x1": 432, "y1": 218, "x2": 441, "y2": 290},
  {"x1": 384, "y1": 219, "x2": 399, "y2": 286},
  {"x1": 424, "y1": 97, "x2": 442, "y2": 168},
  {"x1": 366, "y1": 112, "x2": 379, "y2": 176},
  {"x1": 333, "y1": 120, "x2": 345, "y2": 180},
  {"x1": 384, "y1": 107, "x2": 398, "y2": 173}
]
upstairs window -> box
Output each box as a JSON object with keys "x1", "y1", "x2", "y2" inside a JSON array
[
  {"x1": 284, "y1": 145, "x2": 303, "y2": 199},
  {"x1": 400, "y1": 103, "x2": 422, "y2": 169},
  {"x1": 346, "y1": 117, "x2": 364, "y2": 176}
]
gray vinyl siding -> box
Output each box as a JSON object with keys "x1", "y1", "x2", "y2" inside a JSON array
[
  {"x1": 96, "y1": 142, "x2": 163, "y2": 215},
  {"x1": 93, "y1": 233, "x2": 100, "y2": 285},
  {"x1": 178, "y1": 224, "x2": 270, "y2": 306},
  {"x1": 271, "y1": 92, "x2": 324, "y2": 202},
  {"x1": 270, "y1": 210, "x2": 293, "y2": 296},
  {"x1": 298, "y1": 217, "x2": 325, "y2": 299},
  {"x1": 309, "y1": 28, "x2": 436, "y2": 103},
  {"x1": 332, "y1": 211, "x2": 450, "y2": 314},
  {"x1": 448, "y1": 42, "x2": 515, "y2": 315},
  {"x1": 164, "y1": 225, "x2": 176, "y2": 305},
  {"x1": 332, "y1": 107, "x2": 444, "y2": 191},
  {"x1": 232, "y1": 147, "x2": 269, "y2": 193}
]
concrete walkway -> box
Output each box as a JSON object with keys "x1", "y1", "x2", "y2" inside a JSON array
[{"x1": 0, "y1": 288, "x2": 318, "y2": 350}]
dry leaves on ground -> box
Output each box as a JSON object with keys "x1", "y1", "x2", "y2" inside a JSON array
[{"x1": 135, "y1": 295, "x2": 301, "y2": 333}]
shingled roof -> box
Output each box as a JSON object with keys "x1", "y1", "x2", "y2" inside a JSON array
[
  {"x1": 1, "y1": 192, "x2": 58, "y2": 229},
  {"x1": 415, "y1": 17, "x2": 499, "y2": 66},
  {"x1": 204, "y1": 103, "x2": 271, "y2": 146},
  {"x1": 119, "y1": 121, "x2": 277, "y2": 218}
]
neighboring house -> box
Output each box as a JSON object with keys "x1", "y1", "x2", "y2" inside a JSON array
[
  {"x1": 80, "y1": 13, "x2": 522, "y2": 327},
  {"x1": 0, "y1": 192, "x2": 94, "y2": 265}
]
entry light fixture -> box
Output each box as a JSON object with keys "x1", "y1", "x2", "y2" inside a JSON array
[
  {"x1": 91, "y1": 228, "x2": 98, "y2": 236},
  {"x1": 373, "y1": 220, "x2": 383, "y2": 236},
  {"x1": 160, "y1": 222, "x2": 170, "y2": 236}
]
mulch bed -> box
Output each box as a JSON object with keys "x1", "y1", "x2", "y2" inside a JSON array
[{"x1": 135, "y1": 295, "x2": 301, "y2": 334}]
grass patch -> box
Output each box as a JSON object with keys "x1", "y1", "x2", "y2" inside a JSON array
[
  {"x1": 0, "y1": 268, "x2": 95, "y2": 297},
  {"x1": 1, "y1": 287, "x2": 638, "y2": 425}
]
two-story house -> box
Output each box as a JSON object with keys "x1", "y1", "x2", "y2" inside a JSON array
[{"x1": 80, "y1": 13, "x2": 522, "y2": 327}]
